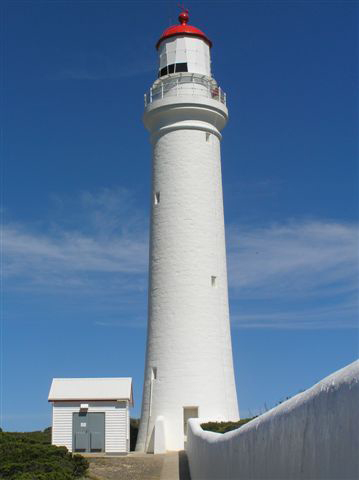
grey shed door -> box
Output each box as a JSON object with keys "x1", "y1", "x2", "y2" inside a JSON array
[{"x1": 73, "y1": 412, "x2": 105, "y2": 452}]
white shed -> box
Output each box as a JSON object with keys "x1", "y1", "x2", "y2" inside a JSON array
[{"x1": 48, "y1": 377, "x2": 133, "y2": 454}]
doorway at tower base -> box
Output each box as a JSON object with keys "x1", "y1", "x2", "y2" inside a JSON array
[{"x1": 147, "y1": 416, "x2": 166, "y2": 454}]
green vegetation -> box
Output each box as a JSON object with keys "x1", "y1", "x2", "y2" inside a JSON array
[
  {"x1": 201, "y1": 417, "x2": 256, "y2": 434},
  {"x1": 0, "y1": 428, "x2": 89, "y2": 480}
]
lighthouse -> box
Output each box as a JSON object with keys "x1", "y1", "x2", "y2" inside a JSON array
[{"x1": 136, "y1": 10, "x2": 239, "y2": 453}]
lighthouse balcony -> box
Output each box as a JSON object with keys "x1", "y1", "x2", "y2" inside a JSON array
[{"x1": 144, "y1": 73, "x2": 226, "y2": 107}]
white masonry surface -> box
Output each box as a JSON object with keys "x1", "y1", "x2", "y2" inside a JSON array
[
  {"x1": 136, "y1": 19, "x2": 239, "y2": 453},
  {"x1": 187, "y1": 360, "x2": 359, "y2": 480}
]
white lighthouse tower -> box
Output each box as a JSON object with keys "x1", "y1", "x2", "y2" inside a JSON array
[{"x1": 136, "y1": 10, "x2": 239, "y2": 453}]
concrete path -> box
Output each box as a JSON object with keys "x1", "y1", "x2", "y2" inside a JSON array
[
  {"x1": 160, "y1": 451, "x2": 191, "y2": 480},
  {"x1": 87, "y1": 451, "x2": 191, "y2": 480}
]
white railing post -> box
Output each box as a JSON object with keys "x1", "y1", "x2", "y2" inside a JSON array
[
  {"x1": 144, "y1": 93, "x2": 147, "y2": 107},
  {"x1": 150, "y1": 88, "x2": 152, "y2": 103},
  {"x1": 161, "y1": 82, "x2": 164, "y2": 99}
]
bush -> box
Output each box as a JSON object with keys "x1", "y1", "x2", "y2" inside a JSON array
[
  {"x1": 12, "y1": 473, "x2": 74, "y2": 480},
  {"x1": 0, "y1": 431, "x2": 88, "y2": 479},
  {"x1": 201, "y1": 417, "x2": 256, "y2": 434},
  {"x1": 72, "y1": 454, "x2": 89, "y2": 477}
]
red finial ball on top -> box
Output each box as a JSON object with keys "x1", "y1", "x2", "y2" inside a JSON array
[
  {"x1": 178, "y1": 9, "x2": 189, "y2": 25},
  {"x1": 156, "y1": 7, "x2": 212, "y2": 49}
]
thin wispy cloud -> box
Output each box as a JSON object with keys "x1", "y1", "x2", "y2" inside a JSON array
[
  {"x1": 227, "y1": 221, "x2": 358, "y2": 329},
  {"x1": 3, "y1": 188, "x2": 358, "y2": 329},
  {"x1": 94, "y1": 318, "x2": 146, "y2": 329},
  {"x1": 56, "y1": 51, "x2": 154, "y2": 80},
  {"x1": 231, "y1": 303, "x2": 358, "y2": 330},
  {"x1": 227, "y1": 221, "x2": 358, "y2": 298},
  {"x1": 4, "y1": 226, "x2": 147, "y2": 275},
  {"x1": 3, "y1": 188, "x2": 148, "y2": 290}
]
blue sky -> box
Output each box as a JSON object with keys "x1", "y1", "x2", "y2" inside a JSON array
[{"x1": 1, "y1": 1, "x2": 358, "y2": 431}]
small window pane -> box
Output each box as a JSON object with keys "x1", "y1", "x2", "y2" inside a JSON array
[
  {"x1": 159, "y1": 66, "x2": 168, "y2": 77},
  {"x1": 168, "y1": 64, "x2": 175, "y2": 74},
  {"x1": 175, "y1": 62, "x2": 188, "y2": 73}
]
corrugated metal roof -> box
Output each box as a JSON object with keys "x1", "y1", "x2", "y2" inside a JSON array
[{"x1": 48, "y1": 377, "x2": 133, "y2": 404}]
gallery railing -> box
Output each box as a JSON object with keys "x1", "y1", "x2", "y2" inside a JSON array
[{"x1": 144, "y1": 73, "x2": 226, "y2": 107}]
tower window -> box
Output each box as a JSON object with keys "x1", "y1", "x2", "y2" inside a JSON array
[
  {"x1": 154, "y1": 192, "x2": 160, "y2": 205},
  {"x1": 159, "y1": 66, "x2": 168, "y2": 77},
  {"x1": 151, "y1": 367, "x2": 157, "y2": 380},
  {"x1": 158, "y1": 62, "x2": 188, "y2": 78},
  {"x1": 175, "y1": 62, "x2": 188, "y2": 73},
  {"x1": 206, "y1": 132, "x2": 211, "y2": 142},
  {"x1": 211, "y1": 276, "x2": 217, "y2": 287}
]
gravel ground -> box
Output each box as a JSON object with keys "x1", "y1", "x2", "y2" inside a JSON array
[{"x1": 87, "y1": 454, "x2": 165, "y2": 480}]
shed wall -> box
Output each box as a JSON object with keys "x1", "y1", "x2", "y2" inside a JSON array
[{"x1": 52, "y1": 401, "x2": 129, "y2": 453}]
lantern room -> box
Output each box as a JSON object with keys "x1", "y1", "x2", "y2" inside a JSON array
[{"x1": 156, "y1": 10, "x2": 212, "y2": 78}]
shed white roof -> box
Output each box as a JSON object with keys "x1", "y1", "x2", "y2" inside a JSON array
[{"x1": 48, "y1": 377, "x2": 133, "y2": 405}]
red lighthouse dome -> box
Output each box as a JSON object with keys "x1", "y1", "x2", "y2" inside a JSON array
[{"x1": 156, "y1": 10, "x2": 212, "y2": 49}]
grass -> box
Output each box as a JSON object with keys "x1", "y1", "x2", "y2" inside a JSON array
[{"x1": 201, "y1": 417, "x2": 256, "y2": 434}]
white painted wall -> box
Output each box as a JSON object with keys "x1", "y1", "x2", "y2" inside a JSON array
[
  {"x1": 136, "y1": 85, "x2": 239, "y2": 452},
  {"x1": 52, "y1": 401, "x2": 129, "y2": 453},
  {"x1": 187, "y1": 361, "x2": 359, "y2": 480},
  {"x1": 158, "y1": 36, "x2": 211, "y2": 76}
]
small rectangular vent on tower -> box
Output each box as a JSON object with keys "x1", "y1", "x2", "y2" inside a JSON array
[
  {"x1": 154, "y1": 192, "x2": 160, "y2": 205},
  {"x1": 211, "y1": 276, "x2": 217, "y2": 287},
  {"x1": 151, "y1": 367, "x2": 157, "y2": 380}
]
